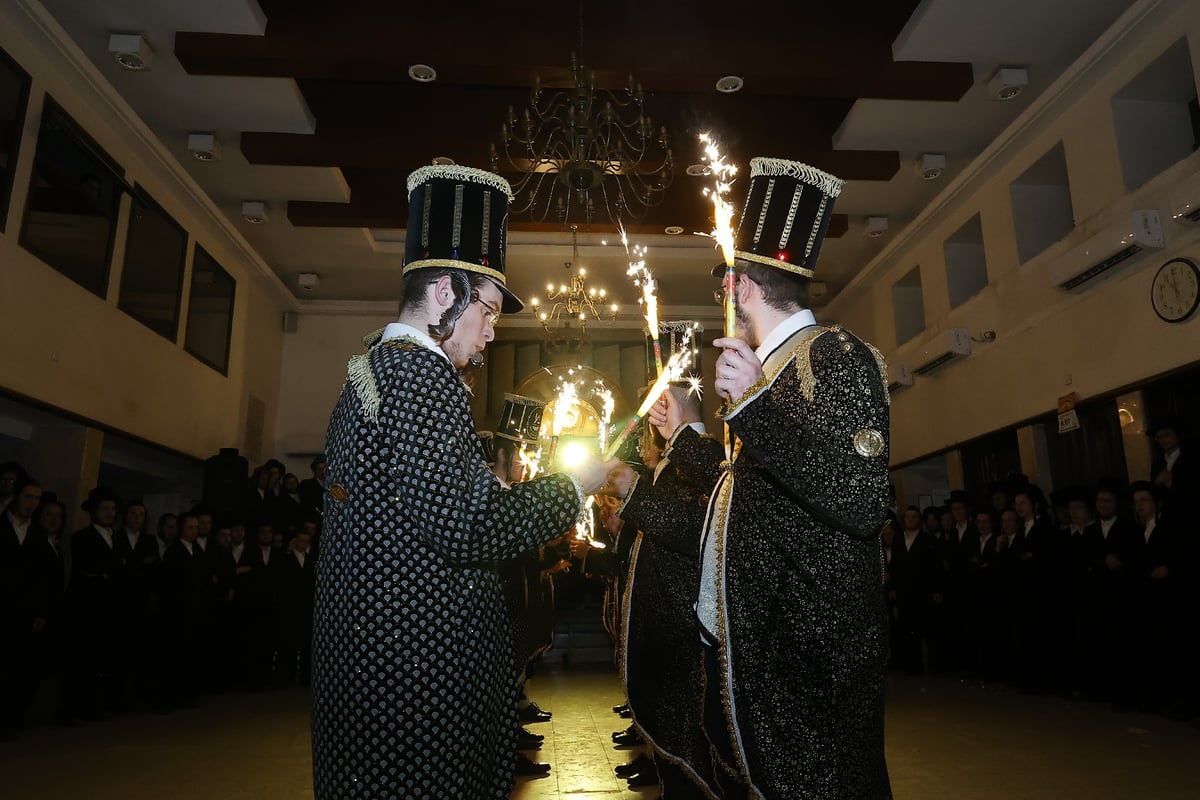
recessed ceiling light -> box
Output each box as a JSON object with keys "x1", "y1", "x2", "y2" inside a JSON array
[
  {"x1": 408, "y1": 64, "x2": 437, "y2": 83},
  {"x1": 664, "y1": 225, "x2": 685, "y2": 235},
  {"x1": 715, "y1": 75, "x2": 744, "y2": 93},
  {"x1": 187, "y1": 132, "x2": 219, "y2": 162},
  {"x1": 108, "y1": 33, "x2": 153, "y2": 71},
  {"x1": 431, "y1": 156, "x2": 456, "y2": 165},
  {"x1": 241, "y1": 200, "x2": 269, "y2": 224},
  {"x1": 685, "y1": 164, "x2": 712, "y2": 177}
]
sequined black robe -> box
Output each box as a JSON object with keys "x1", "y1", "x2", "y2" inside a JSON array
[
  {"x1": 311, "y1": 335, "x2": 584, "y2": 799},
  {"x1": 618, "y1": 432, "x2": 725, "y2": 797},
  {"x1": 700, "y1": 325, "x2": 892, "y2": 799}
]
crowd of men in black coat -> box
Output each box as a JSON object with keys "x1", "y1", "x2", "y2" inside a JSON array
[
  {"x1": 884, "y1": 420, "x2": 1198, "y2": 725},
  {"x1": 0, "y1": 455, "x2": 324, "y2": 739}
]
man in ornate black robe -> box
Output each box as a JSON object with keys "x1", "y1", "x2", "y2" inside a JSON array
[
  {"x1": 610, "y1": 386, "x2": 725, "y2": 798},
  {"x1": 310, "y1": 165, "x2": 609, "y2": 799},
  {"x1": 697, "y1": 158, "x2": 892, "y2": 798}
]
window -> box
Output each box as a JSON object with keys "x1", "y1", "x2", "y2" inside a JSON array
[
  {"x1": 1111, "y1": 38, "x2": 1199, "y2": 191},
  {"x1": 185, "y1": 245, "x2": 236, "y2": 374},
  {"x1": 118, "y1": 187, "x2": 187, "y2": 341},
  {"x1": 0, "y1": 46, "x2": 31, "y2": 233},
  {"x1": 1009, "y1": 143, "x2": 1074, "y2": 265},
  {"x1": 943, "y1": 214, "x2": 989, "y2": 308},
  {"x1": 892, "y1": 266, "x2": 925, "y2": 346},
  {"x1": 19, "y1": 97, "x2": 125, "y2": 296}
]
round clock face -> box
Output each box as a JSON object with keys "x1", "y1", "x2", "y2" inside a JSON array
[{"x1": 1151, "y1": 258, "x2": 1200, "y2": 323}]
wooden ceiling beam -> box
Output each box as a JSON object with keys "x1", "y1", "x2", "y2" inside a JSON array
[{"x1": 176, "y1": 32, "x2": 972, "y2": 102}]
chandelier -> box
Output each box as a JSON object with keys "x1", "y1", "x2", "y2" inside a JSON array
[
  {"x1": 489, "y1": 50, "x2": 674, "y2": 226},
  {"x1": 531, "y1": 224, "x2": 619, "y2": 336}
]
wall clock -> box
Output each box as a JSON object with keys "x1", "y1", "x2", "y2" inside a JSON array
[{"x1": 1151, "y1": 257, "x2": 1200, "y2": 323}]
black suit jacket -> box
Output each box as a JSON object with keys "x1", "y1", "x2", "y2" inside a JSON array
[
  {"x1": 298, "y1": 478, "x2": 324, "y2": 515},
  {"x1": 1, "y1": 516, "x2": 50, "y2": 630}
]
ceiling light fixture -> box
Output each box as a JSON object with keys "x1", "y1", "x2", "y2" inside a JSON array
[
  {"x1": 407, "y1": 64, "x2": 437, "y2": 83},
  {"x1": 529, "y1": 225, "x2": 619, "y2": 335},
  {"x1": 297, "y1": 273, "x2": 320, "y2": 292},
  {"x1": 685, "y1": 164, "x2": 712, "y2": 177},
  {"x1": 917, "y1": 153, "x2": 946, "y2": 180},
  {"x1": 187, "y1": 132, "x2": 220, "y2": 162},
  {"x1": 715, "y1": 75, "x2": 744, "y2": 93},
  {"x1": 865, "y1": 216, "x2": 889, "y2": 238},
  {"x1": 490, "y1": 48, "x2": 674, "y2": 226},
  {"x1": 988, "y1": 67, "x2": 1028, "y2": 101},
  {"x1": 664, "y1": 225, "x2": 684, "y2": 235},
  {"x1": 108, "y1": 33, "x2": 153, "y2": 71},
  {"x1": 241, "y1": 200, "x2": 269, "y2": 224},
  {"x1": 431, "y1": 156, "x2": 456, "y2": 165}
]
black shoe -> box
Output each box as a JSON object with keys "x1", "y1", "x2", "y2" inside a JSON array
[
  {"x1": 613, "y1": 702, "x2": 630, "y2": 714},
  {"x1": 619, "y1": 707, "x2": 633, "y2": 719},
  {"x1": 627, "y1": 766, "x2": 660, "y2": 788},
  {"x1": 517, "y1": 728, "x2": 544, "y2": 750},
  {"x1": 612, "y1": 729, "x2": 643, "y2": 748},
  {"x1": 515, "y1": 752, "x2": 551, "y2": 777},
  {"x1": 611, "y1": 723, "x2": 636, "y2": 741},
  {"x1": 518, "y1": 702, "x2": 552, "y2": 724},
  {"x1": 614, "y1": 754, "x2": 654, "y2": 779}
]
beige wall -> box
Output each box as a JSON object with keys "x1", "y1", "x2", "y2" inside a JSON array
[
  {"x1": 0, "y1": 1, "x2": 290, "y2": 463},
  {"x1": 827, "y1": 0, "x2": 1200, "y2": 469}
]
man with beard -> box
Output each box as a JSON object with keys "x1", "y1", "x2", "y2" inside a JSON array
[
  {"x1": 311, "y1": 165, "x2": 610, "y2": 799},
  {"x1": 690, "y1": 158, "x2": 892, "y2": 798}
]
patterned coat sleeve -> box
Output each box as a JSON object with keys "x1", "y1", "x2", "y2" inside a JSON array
[
  {"x1": 666, "y1": 427, "x2": 726, "y2": 491},
  {"x1": 376, "y1": 346, "x2": 584, "y2": 564}
]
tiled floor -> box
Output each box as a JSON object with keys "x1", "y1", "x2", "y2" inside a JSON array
[{"x1": 1, "y1": 669, "x2": 1198, "y2": 799}]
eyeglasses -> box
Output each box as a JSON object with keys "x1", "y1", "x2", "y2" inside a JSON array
[{"x1": 470, "y1": 292, "x2": 502, "y2": 326}]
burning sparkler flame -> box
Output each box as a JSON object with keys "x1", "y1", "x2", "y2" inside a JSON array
[
  {"x1": 618, "y1": 220, "x2": 663, "y2": 375},
  {"x1": 698, "y1": 132, "x2": 738, "y2": 268}
]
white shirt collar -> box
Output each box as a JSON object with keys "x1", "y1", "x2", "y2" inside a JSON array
[
  {"x1": 8, "y1": 511, "x2": 31, "y2": 543},
  {"x1": 381, "y1": 321, "x2": 453, "y2": 365},
  {"x1": 754, "y1": 309, "x2": 818, "y2": 363},
  {"x1": 1100, "y1": 517, "x2": 1116, "y2": 536},
  {"x1": 93, "y1": 523, "x2": 113, "y2": 546},
  {"x1": 1165, "y1": 447, "x2": 1180, "y2": 471},
  {"x1": 181, "y1": 539, "x2": 194, "y2": 554},
  {"x1": 1023, "y1": 518, "x2": 1035, "y2": 534}
]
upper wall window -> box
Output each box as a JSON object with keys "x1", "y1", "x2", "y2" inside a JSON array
[
  {"x1": 118, "y1": 187, "x2": 188, "y2": 341},
  {"x1": 19, "y1": 97, "x2": 125, "y2": 297},
  {"x1": 1112, "y1": 38, "x2": 1199, "y2": 192},
  {"x1": 944, "y1": 214, "x2": 989, "y2": 308},
  {"x1": 185, "y1": 245, "x2": 236, "y2": 375},
  {"x1": 892, "y1": 266, "x2": 926, "y2": 346},
  {"x1": 1009, "y1": 143, "x2": 1074, "y2": 264},
  {"x1": 0, "y1": 47, "x2": 31, "y2": 233}
]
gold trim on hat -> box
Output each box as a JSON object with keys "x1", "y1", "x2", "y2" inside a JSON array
[
  {"x1": 734, "y1": 250, "x2": 816, "y2": 278},
  {"x1": 402, "y1": 258, "x2": 509, "y2": 285},
  {"x1": 406, "y1": 164, "x2": 514, "y2": 199}
]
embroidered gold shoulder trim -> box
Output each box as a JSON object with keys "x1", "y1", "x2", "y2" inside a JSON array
[
  {"x1": 719, "y1": 327, "x2": 827, "y2": 416},
  {"x1": 347, "y1": 353, "x2": 380, "y2": 422},
  {"x1": 361, "y1": 327, "x2": 385, "y2": 349}
]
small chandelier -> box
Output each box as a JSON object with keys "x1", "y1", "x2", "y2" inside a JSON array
[
  {"x1": 490, "y1": 50, "x2": 674, "y2": 226},
  {"x1": 531, "y1": 224, "x2": 619, "y2": 334}
]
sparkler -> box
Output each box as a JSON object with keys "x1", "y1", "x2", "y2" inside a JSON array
[
  {"x1": 593, "y1": 381, "x2": 615, "y2": 455},
  {"x1": 618, "y1": 220, "x2": 663, "y2": 376},
  {"x1": 698, "y1": 132, "x2": 739, "y2": 339},
  {"x1": 518, "y1": 445, "x2": 541, "y2": 481},
  {"x1": 602, "y1": 325, "x2": 700, "y2": 460},
  {"x1": 547, "y1": 380, "x2": 579, "y2": 467}
]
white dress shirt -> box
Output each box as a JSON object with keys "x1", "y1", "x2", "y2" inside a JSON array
[
  {"x1": 1100, "y1": 517, "x2": 1117, "y2": 539},
  {"x1": 93, "y1": 524, "x2": 113, "y2": 549},
  {"x1": 7, "y1": 511, "x2": 31, "y2": 546},
  {"x1": 381, "y1": 321, "x2": 453, "y2": 364}
]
